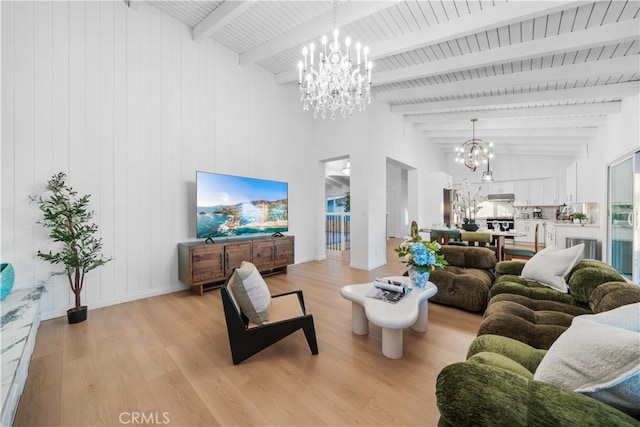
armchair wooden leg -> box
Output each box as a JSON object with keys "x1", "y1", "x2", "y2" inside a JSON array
[{"x1": 303, "y1": 317, "x2": 319, "y2": 355}]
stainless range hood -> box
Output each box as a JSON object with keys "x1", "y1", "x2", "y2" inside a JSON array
[{"x1": 487, "y1": 193, "x2": 515, "y2": 201}]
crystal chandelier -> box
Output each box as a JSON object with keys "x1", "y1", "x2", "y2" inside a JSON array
[
  {"x1": 455, "y1": 119, "x2": 494, "y2": 172},
  {"x1": 297, "y1": 2, "x2": 372, "y2": 119}
]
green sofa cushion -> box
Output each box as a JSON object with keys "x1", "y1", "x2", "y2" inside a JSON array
[
  {"x1": 590, "y1": 282, "x2": 640, "y2": 313},
  {"x1": 437, "y1": 360, "x2": 640, "y2": 427},
  {"x1": 467, "y1": 334, "x2": 547, "y2": 374},
  {"x1": 468, "y1": 352, "x2": 534, "y2": 379},
  {"x1": 569, "y1": 264, "x2": 626, "y2": 304},
  {"x1": 495, "y1": 260, "x2": 526, "y2": 276},
  {"x1": 438, "y1": 245, "x2": 496, "y2": 270},
  {"x1": 429, "y1": 266, "x2": 494, "y2": 312},
  {"x1": 489, "y1": 279, "x2": 584, "y2": 308}
]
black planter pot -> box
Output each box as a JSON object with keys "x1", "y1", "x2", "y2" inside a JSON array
[
  {"x1": 462, "y1": 223, "x2": 479, "y2": 231},
  {"x1": 67, "y1": 306, "x2": 88, "y2": 324}
]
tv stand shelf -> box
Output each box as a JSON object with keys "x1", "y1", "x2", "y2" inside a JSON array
[{"x1": 178, "y1": 236, "x2": 294, "y2": 295}]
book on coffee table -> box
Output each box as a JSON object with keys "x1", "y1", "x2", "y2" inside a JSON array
[{"x1": 365, "y1": 279, "x2": 410, "y2": 304}]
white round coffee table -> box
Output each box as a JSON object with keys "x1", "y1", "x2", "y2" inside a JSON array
[{"x1": 340, "y1": 276, "x2": 438, "y2": 359}]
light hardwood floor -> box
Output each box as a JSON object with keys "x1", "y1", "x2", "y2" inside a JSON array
[{"x1": 14, "y1": 238, "x2": 483, "y2": 427}]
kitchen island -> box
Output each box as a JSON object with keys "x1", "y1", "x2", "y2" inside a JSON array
[{"x1": 547, "y1": 220, "x2": 600, "y2": 259}]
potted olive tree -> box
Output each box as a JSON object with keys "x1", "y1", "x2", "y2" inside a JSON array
[{"x1": 30, "y1": 172, "x2": 111, "y2": 324}]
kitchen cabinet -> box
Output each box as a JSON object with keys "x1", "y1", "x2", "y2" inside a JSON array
[
  {"x1": 542, "y1": 177, "x2": 559, "y2": 205},
  {"x1": 528, "y1": 180, "x2": 544, "y2": 205},
  {"x1": 488, "y1": 181, "x2": 514, "y2": 194},
  {"x1": 554, "y1": 224, "x2": 600, "y2": 258},
  {"x1": 566, "y1": 160, "x2": 598, "y2": 203},
  {"x1": 515, "y1": 178, "x2": 559, "y2": 206},
  {"x1": 514, "y1": 180, "x2": 543, "y2": 206},
  {"x1": 566, "y1": 162, "x2": 577, "y2": 203},
  {"x1": 514, "y1": 220, "x2": 531, "y2": 242},
  {"x1": 514, "y1": 181, "x2": 529, "y2": 206},
  {"x1": 514, "y1": 220, "x2": 544, "y2": 244},
  {"x1": 545, "y1": 222, "x2": 556, "y2": 247}
]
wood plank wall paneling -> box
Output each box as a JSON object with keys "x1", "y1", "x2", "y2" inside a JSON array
[{"x1": 1, "y1": 1, "x2": 314, "y2": 320}]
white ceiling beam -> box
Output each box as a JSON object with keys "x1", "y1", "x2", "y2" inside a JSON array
[
  {"x1": 435, "y1": 137, "x2": 587, "y2": 146},
  {"x1": 241, "y1": 1, "x2": 398, "y2": 67},
  {"x1": 375, "y1": 19, "x2": 640, "y2": 86},
  {"x1": 372, "y1": 0, "x2": 582, "y2": 60},
  {"x1": 376, "y1": 56, "x2": 639, "y2": 102},
  {"x1": 391, "y1": 82, "x2": 640, "y2": 114},
  {"x1": 404, "y1": 103, "x2": 622, "y2": 123},
  {"x1": 442, "y1": 148, "x2": 583, "y2": 156},
  {"x1": 436, "y1": 141, "x2": 585, "y2": 153},
  {"x1": 192, "y1": 1, "x2": 253, "y2": 43},
  {"x1": 416, "y1": 117, "x2": 607, "y2": 131},
  {"x1": 422, "y1": 128, "x2": 596, "y2": 137},
  {"x1": 275, "y1": 0, "x2": 583, "y2": 84}
]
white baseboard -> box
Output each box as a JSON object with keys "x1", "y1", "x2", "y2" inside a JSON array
[{"x1": 40, "y1": 283, "x2": 189, "y2": 321}]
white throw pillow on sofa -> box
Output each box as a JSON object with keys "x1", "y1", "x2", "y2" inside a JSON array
[
  {"x1": 520, "y1": 244, "x2": 584, "y2": 293},
  {"x1": 534, "y1": 303, "x2": 640, "y2": 416}
]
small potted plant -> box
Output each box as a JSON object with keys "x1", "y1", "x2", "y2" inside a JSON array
[
  {"x1": 572, "y1": 212, "x2": 588, "y2": 224},
  {"x1": 30, "y1": 172, "x2": 111, "y2": 324},
  {"x1": 454, "y1": 185, "x2": 485, "y2": 231}
]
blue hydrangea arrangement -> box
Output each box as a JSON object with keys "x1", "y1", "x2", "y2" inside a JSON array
[{"x1": 395, "y1": 235, "x2": 448, "y2": 273}]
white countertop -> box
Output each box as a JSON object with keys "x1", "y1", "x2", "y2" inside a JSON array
[
  {"x1": 546, "y1": 221, "x2": 599, "y2": 227},
  {"x1": 1, "y1": 287, "x2": 44, "y2": 426}
]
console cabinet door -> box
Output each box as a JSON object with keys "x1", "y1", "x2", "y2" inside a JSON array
[
  {"x1": 274, "y1": 237, "x2": 295, "y2": 267},
  {"x1": 191, "y1": 245, "x2": 225, "y2": 284},
  {"x1": 252, "y1": 239, "x2": 275, "y2": 271},
  {"x1": 224, "y1": 243, "x2": 252, "y2": 275}
]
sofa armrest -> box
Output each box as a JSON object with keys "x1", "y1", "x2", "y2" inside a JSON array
[
  {"x1": 467, "y1": 335, "x2": 546, "y2": 374},
  {"x1": 589, "y1": 282, "x2": 640, "y2": 313},
  {"x1": 436, "y1": 361, "x2": 640, "y2": 427},
  {"x1": 495, "y1": 260, "x2": 526, "y2": 276}
]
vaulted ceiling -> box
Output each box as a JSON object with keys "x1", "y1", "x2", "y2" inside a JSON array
[{"x1": 150, "y1": 0, "x2": 640, "y2": 157}]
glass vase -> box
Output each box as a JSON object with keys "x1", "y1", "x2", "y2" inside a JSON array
[{"x1": 408, "y1": 265, "x2": 431, "y2": 288}]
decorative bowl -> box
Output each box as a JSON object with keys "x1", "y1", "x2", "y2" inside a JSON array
[
  {"x1": 0, "y1": 263, "x2": 15, "y2": 301},
  {"x1": 462, "y1": 223, "x2": 479, "y2": 232}
]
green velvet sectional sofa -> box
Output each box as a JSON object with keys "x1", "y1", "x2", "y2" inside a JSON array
[
  {"x1": 429, "y1": 245, "x2": 497, "y2": 312},
  {"x1": 436, "y1": 256, "x2": 640, "y2": 427}
]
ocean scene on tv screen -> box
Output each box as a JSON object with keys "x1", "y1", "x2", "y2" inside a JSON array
[{"x1": 197, "y1": 172, "x2": 288, "y2": 238}]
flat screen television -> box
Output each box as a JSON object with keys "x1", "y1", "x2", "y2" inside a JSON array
[{"x1": 196, "y1": 171, "x2": 288, "y2": 239}]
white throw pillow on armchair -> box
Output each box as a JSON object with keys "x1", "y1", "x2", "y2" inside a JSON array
[{"x1": 520, "y1": 244, "x2": 584, "y2": 293}]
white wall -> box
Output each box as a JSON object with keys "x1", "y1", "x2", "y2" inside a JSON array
[
  {"x1": 1, "y1": 1, "x2": 315, "y2": 320},
  {"x1": 312, "y1": 101, "x2": 430, "y2": 270},
  {"x1": 592, "y1": 95, "x2": 640, "y2": 260},
  {"x1": 442, "y1": 151, "x2": 575, "y2": 185}
]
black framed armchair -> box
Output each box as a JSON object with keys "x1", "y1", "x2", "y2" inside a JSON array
[{"x1": 221, "y1": 286, "x2": 319, "y2": 365}]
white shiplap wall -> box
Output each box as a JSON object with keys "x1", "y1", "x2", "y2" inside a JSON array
[{"x1": 1, "y1": 1, "x2": 314, "y2": 320}]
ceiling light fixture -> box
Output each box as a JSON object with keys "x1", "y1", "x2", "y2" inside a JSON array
[
  {"x1": 482, "y1": 158, "x2": 494, "y2": 182},
  {"x1": 298, "y1": 1, "x2": 372, "y2": 119},
  {"x1": 455, "y1": 118, "x2": 494, "y2": 172}
]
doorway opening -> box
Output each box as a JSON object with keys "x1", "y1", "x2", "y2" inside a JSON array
[{"x1": 325, "y1": 158, "x2": 351, "y2": 253}]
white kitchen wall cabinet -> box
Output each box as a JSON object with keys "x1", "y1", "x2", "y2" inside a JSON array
[
  {"x1": 566, "y1": 160, "x2": 599, "y2": 203},
  {"x1": 488, "y1": 181, "x2": 515, "y2": 194},
  {"x1": 542, "y1": 177, "x2": 560, "y2": 205}
]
